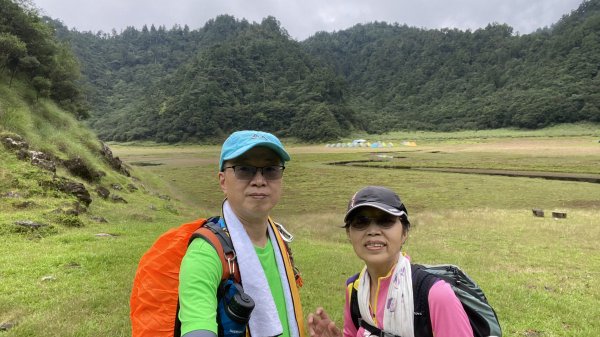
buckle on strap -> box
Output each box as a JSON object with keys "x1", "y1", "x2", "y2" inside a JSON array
[
  {"x1": 274, "y1": 222, "x2": 293, "y2": 242},
  {"x1": 226, "y1": 252, "x2": 236, "y2": 275},
  {"x1": 359, "y1": 318, "x2": 402, "y2": 337}
]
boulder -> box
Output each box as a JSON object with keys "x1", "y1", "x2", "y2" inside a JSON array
[
  {"x1": 14, "y1": 220, "x2": 48, "y2": 229},
  {"x1": 40, "y1": 177, "x2": 92, "y2": 206},
  {"x1": 96, "y1": 186, "x2": 110, "y2": 199},
  {"x1": 90, "y1": 216, "x2": 108, "y2": 223},
  {"x1": 1, "y1": 191, "x2": 21, "y2": 198},
  {"x1": 0, "y1": 134, "x2": 28, "y2": 151},
  {"x1": 0, "y1": 321, "x2": 15, "y2": 331},
  {"x1": 13, "y1": 146, "x2": 57, "y2": 173},
  {"x1": 62, "y1": 157, "x2": 103, "y2": 182},
  {"x1": 30, "y1": 151, "x2": 56, "y2": 172},
  {"x1": 100, "y1": 142, "x2": 130, "y2": 176},
  {"x1": 110, "y1": 194, "x2": 128, "y2": 203}
]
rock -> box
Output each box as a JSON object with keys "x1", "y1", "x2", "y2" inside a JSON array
[
  {"x1": 110, "y1": 194, "x2": 127, "y2": 203},
  {"x1": 13, "y1": 147, "x2": 57, "y2": 172},
  {"x1": 40, "y1": 177, "x2": 92, "y2": 206},
  {"x1": 1, "y1": 134, "x2": 56, "y2": 174},
  {"x1": 111, "y1": 183, "x2": 123, "y2": 190},
  {"x1": 14, "y1": 220, "x2": 47, "y2": 229},
  {"x1": 1, "y1": 134, "x2": 28, "y2": 151},
  {"x1": 65, "y1": 203, "x2": 86, "y2": 215},
  {"x1": 62, "y1": 157, "x2": 103, "y2": 182},
  {"x1": 41, "y1": 275, "x2": 56, "y2": 282},
  {"x1": 29, "y1": 151, "x2": 56, "y2": 172},
  {"x1": 127, "y1": 183, "x2": 138, "y2": 192},
  {"x1": 2, "y1": 191, "x2": 21, "y2": 198},
  {"x1": 0, "y1": 321, "x2": 15, "y2": 331},
  {"x1": 149, "y1": 204, "x2": 157, "y2": 211},
  {"x1": 95, "y1": 233, "x2": 118, "y2": 238},
  {"x1": 96, "y1": 186, "x2": 110, "y2": 199},
  {"x1": 16, "y1": 148, "x2": 29, "y2": 160},
  {"x1": 64, "y1": 261, "x2": 81, "y2": 269},
  {"x1": 59, "y1": 181, "x2": 92, "y2": 206},
  {"x1": 158, "y1": 194, "x2": 170, "y2": 200},
  {"x1": 100, "y1": 142, "x2": 130, "y2": 176},
  {"x1": 90, "y1": 216, "x2": 108, "y2": 223}
]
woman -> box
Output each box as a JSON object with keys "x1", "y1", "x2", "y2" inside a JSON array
[{"x1": 308, "y1": 186, "x2": 473, "y2": 337}]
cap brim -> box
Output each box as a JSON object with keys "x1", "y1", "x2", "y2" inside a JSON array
[
  {"x1": 222, "y1": 141, "x2": 291, "y2": 163},
  {"x1": 344, "y1": 203, "x2": 405, "y2": 223}
]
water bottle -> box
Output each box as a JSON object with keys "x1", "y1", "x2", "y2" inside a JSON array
[{"x1": 218, "y1": 280, "x2": 255, "y2": 337}]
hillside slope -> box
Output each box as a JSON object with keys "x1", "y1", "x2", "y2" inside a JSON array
[{"x1": 0, "y1": 73, "x2": 194, "y2": 336}]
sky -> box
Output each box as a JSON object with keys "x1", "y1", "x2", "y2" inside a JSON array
[{"x1": 31, "y1": 0, "x2": 585, "y2": 41}]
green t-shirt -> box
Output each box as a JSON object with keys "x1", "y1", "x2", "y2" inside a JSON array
[{"x1": 178, "y1": 237, "x2": 290, "y2": 337}]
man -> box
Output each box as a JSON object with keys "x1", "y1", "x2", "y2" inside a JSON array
[{"x1": 178, "y1": 130, "x2": 305, "y2": 337}]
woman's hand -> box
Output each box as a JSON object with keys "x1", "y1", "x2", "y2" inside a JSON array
[{"x1": 307, "y1": 307, "x2": 342, "y2": 337}]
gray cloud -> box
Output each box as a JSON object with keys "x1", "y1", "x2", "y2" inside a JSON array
[{"x1": 32, "y1": 0, "x2": 583, "y2": 40}]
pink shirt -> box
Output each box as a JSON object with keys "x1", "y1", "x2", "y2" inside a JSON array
[{"x1": 343, "y1": 268, "x2": 473, "y2": 337}]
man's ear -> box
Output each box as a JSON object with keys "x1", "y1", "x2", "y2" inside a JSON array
[{"x1": 218, "y1": 171, "x2": 227, "y2": 193}]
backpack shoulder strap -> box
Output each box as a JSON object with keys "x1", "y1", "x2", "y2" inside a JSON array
[
  {"x1": 411, "y1": 264, "x2": 437, "y2": 337},
  {"x1": 348, "y1": 267, "x2": 437, "y2": 337},
  {"x1": 347, "y1": 273, "x2": 360, "y2": 330},
  {"x1": 272, "y1": 221, "x2": 303, "y2": 287},
  {"x1": 348, "y1": 270, "x2": 403, "y2": 337},
  {"x1": 190, "y1": 216, "x2": 241, "y2": 283}
]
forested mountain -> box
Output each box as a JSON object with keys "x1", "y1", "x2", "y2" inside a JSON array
[
  {"x1": 53, "y1": 16, "x2": 354, "y2": 142},
  {"x1": 304, "y1": 0, "x2": 600, "y2": 132},
  {"x1": 15, "y1": 0, "x2": 600, "y2": 141}
]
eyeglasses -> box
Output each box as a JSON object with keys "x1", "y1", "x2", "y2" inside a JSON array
[
  {"x1": 223, "y1": 165, "x2": 285, "y2": 180},
  {"x1": 346, "y1": 214, "x2": 400, "y2": 230}
]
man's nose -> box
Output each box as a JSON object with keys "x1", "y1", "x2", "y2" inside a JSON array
[{"x1": 250, "y1": 168, "x2": 267, "y2": 184}]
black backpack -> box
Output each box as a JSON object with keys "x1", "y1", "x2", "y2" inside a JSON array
[{"x1": 348, "y1": 264, "x2": 502, "y2": 337}]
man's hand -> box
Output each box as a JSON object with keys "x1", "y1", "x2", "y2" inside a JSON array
[{"x1": 307, "y1": 307, "x2": 342, "y2": 337}]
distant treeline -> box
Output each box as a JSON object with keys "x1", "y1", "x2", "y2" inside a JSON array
[
  {"x1": 3, "y1": 0, "x2": 599, "y2": 142},
  {"x1": 53, "y1": 16, "x2": 354, "y2": 142},
  {"x1": 304, "y1": 0, "x2": 600, "y2": 133}
]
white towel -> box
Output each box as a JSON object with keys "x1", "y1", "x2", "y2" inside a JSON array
[{"x1": 224, "y1": 200, "x2": 299, "y2": 337}]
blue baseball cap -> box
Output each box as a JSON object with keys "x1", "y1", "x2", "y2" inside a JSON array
[{"x1": 219, "y1": 130, "x2": 291, "y2": 170}]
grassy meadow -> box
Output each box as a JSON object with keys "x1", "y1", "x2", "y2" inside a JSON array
[{"x1": 1, "y1": 126, "x2": 599, "y2": 336}]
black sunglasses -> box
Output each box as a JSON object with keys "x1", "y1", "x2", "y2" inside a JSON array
[
  {"x1": 346, "y1": 214, "x2": 400, "y2": 230},
  {"x1": 223, "y1": 165, "x2": 285, "y2": 180}
]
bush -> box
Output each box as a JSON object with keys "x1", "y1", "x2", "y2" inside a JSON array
[{"x1": 54, "y1": 214, "x2": 85, "y2": 228}]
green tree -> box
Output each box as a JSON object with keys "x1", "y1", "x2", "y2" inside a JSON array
[
  {"x1": 0, "y1": 32, "x2": 27, "y2": 85},
  {"x1": 32, "y1": 75, "x2": 51, "y2": 99}
]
